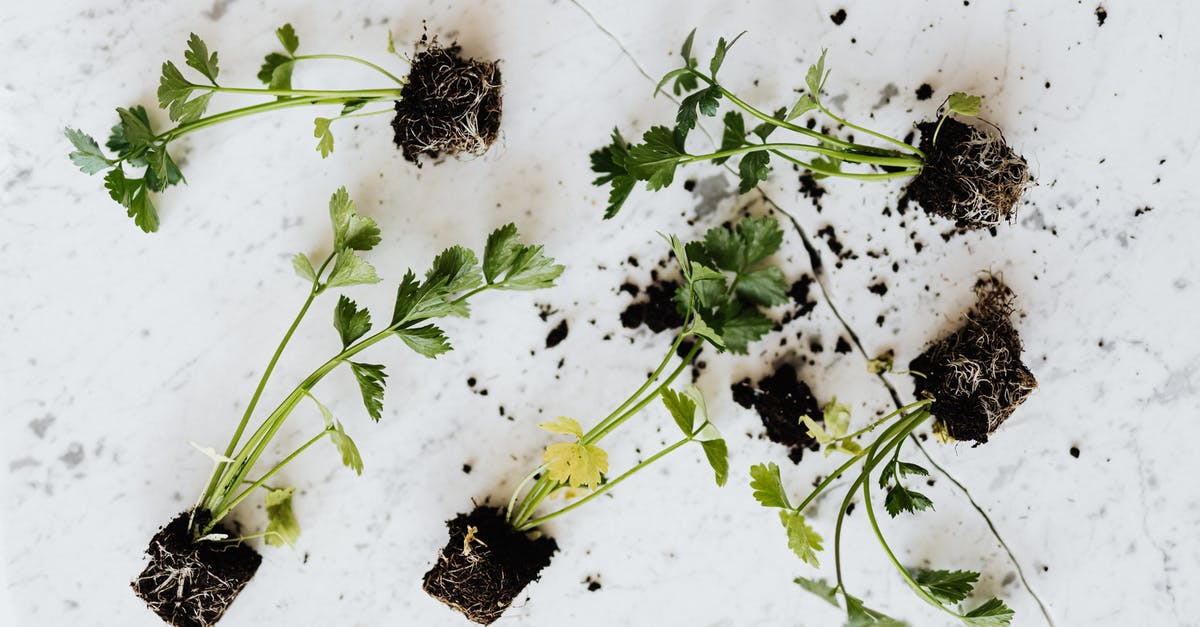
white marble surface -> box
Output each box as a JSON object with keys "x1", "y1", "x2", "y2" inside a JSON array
[{"x1": 3, "y1": 1, "x2": 1199, "y2": 625}]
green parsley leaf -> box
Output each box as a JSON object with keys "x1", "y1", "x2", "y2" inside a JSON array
[
  {"x1": 708, "y1": 32, "x2": 745, "y2": 78},
  {"x1": 314, "y1": 117, "x2": 334, "y2": 158},
  {"x1": 947, "y1": 92, "x2": 983, "y2": 117},
  {"x1": 105, "y1": 106, "x2": 153, "y2": 156},
  {"x1": 805, "y1": 49, "x2": 829, "y2": 99},
  {"x1": 396, "y1": 324, "x2": 451, "y2": 358},
  {"x1": 626, "y1": 126, "x2": 685, "y2": 190},
  {"x1": 734, "y1": 266, "x2": 788, "y2": 306},
  {"x1": 276, "y1": 23, "x2": 300, "y2": 55},
  {"x1": 329, "y1": 421, "x2": 364, "y2": 475},
  {"x1": 661, "y1": 387, "x2": 697, "y2": 435},
  {"x1": 326, "y1": 250, "x2": 381, "y2": 288},
  {"x1": 749, "y1": 462, "x2": 791, "y2": 508},
  {"x1": 738, "y1": 216, "x2": 785, "y2": 265},
  {"x1": 104, "y1": 168, "x2": 159, "y2": 232},
  {"x1": 737, "y1": 150, "x2": 770, "y2": 193},
  {"x1": 676, "y1": 85, "x2": 722, "y2": 135},
  {"x1": 674, "y1": 29, "x2": 700, "y2": 94},
  {"x1": 538, "y1": 416, "x2": 583, "y2": 437},
  {"x1": 716, "y1": 305, "x2": 772, "y2": 354},
  {"x1": 349, "y1": 362, "x2": 387, "y2": 421},
  {"x1": 913, "y1": 569, "x2": 978, "y2": 605},
  {"x1": 781, "y1": 509, "x2": 823, "y2": 566},
  {"x1": 688, "y1": 315, "x2": 725, "y2": 348},
  {"x1": 715, "y1": 110, "x2": 746, "y2": 165},
  {"x1": 788, "y1": 94, "x2": 819, "y2": 120},
  {"x1": 700, "y1": 438, "x2": 728, "y2": 486},
  {"x1": 333, "y1": 296, "x2": 372, "y2": 348},
  {"x1": 328, "y1": 187, "x2": 381, "y2": 252},
  {"x1": 292, "y1": 253, "x2": 317, "y2": 283},
  {"x1": 116, "y1": 107, "x2": 155, "y2": 152},
  {"x1": 794, "y1": 576, "x2": 840, "y2": 607},
  {"x1": 65, "y1": 128, "x2": 110, "y2": 174},
  {"x1": 340, "y1": 99, "x2": 367, "y2": 116},
  {"x1": 183, "y1": 33, "x2": 220, "y2": 84},
  {"x1": 264, "y1": 487, "x2": 299, "y2": 547},
  {"x1": 258, "y1": 52, "x2": 293, "y2": 86},
  {"x1": 591, "y1": 128, "x2": 637, "y2": 219},
  {"x1": 543, "y1": 439, "x2": 608, "y2": 488},
  {"x1": 844, "y1": 595, "x2": 909, "y2": 627},
  {"x1": 482, "y1": 223, "x2": 564, "y2": 289},
  {"x1": 884, "y1": 485, "x2": 934, "y2": 517},
  {"x1": 962, "y1": 598, "x2": 1014, "y2": 626}
]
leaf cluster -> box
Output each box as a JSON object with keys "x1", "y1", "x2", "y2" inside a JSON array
[{"x1": 661, "y1": 386, "x2": 728, "y2": 486}]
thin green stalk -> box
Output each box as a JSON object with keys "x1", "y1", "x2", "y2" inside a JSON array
[
  {"x1": 293, "y1": 53, "x2": 408, "y2": 85},
  {"x1": 767, "y1": 150, "x2": 920, "y2": 180},
  {"x1": 516, "y1": 435, "x2": 693, "y2": 531},
  {"x1": 585, "y1": 343, "x2": 700, "y2": 443},
  {"x1": 204, "y1": 85, "x2": 403, "y2": 99},
  {"x1": 684, "y1": 143, "x2": 923, "y2": 169},
  {"x1": 816, "y1": 103, "x2": 925, "y2": 158},
  {"x1": 154, "y1": 95, "x2": 391, "y2": 146},
  {"x1": 206, "y1": 429, "x2": 330, "y2": 529},
  {"x1": 505, "y1": 464, "x2": 547, "y2": 525}
]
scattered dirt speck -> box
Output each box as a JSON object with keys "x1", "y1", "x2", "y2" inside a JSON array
[
  {"x1": 545, "y1": 320, "x2": 568, "y2": 348},
  {"x1": 1095, "y1": 6, "x2": 1107, "y2": 26},
  {"x1": 916, "y1": 83, "x2": 933, "y2": 100},
  {"x1": 830, "y1": 8, "x2": 847, "y2": 25},
  {"x1": 1069, "y1": 446, "x2": 1080, "y2": 459}
]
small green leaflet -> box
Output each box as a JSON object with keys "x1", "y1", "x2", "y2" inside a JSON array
[
  {"x1": 708, "y1": 32, "x2": 746, "y2": 78},
  {"x1": 326, "y1": 250, "x2": 380, "y2": 288},
  {"x1": 626, "y1": 126, "x2": 685, "y2": 191},
  {"x1": 802, "y1": 396, "x2": 862, "y2": 457},
  {"x1": 116, "y1": 107, "x2": 155, "y2": 152},
  {"x1": 661, "y1": 387, "x2": 697, "y2": 435},
  {"x1": 962, "y1": 598, "x2": 1014, "y2": 626},
  {"x1": 805, "y1": 49, "x2": 829, "y2": 99},
  {"x1": 703, "y1": 216, "x2": 783, "y2": 271},
  {"x1": 676, "y1": 86, "x2": 722, "y2": 136},
  {"x1": 672, "y1": 28, "x2": 700, "y2": 94},
  {"x1": 878, "y1": 460, "x2": 929, "y2": 488},
  {"x1": 314, "y1": 117, "x2": 334, "y2": 157},
  {"x1": 426, "y1": 246, "x2": 484, "y2": 295},
  {"x1": 781, "y1": 509, "x2": 823, "y2": 566},
  {"x1": 103, "y1": 168, "x2": 159, "y2": 232},
  {"x1": 716, "y1": 306, "x2": 772, "y2": 354},
  {"x1": 264, "y1": 487, "x2": 299, "y2": 547},
  {"x1": 276, "y1": 23, "x2": 300, "y2": 55},
  {"x1": 913, "y1": 569, "x2": 978, "y2": 605},
  {"x1": 481, "y1": 223, "x2": 564, "y2": 289},
  {"x1": 258, "y1": 53, "x2": 294, "y2": 90},
  {"x1": 183, "y1": 33, "x2": 220, "y2": 84},
  {"x1": 844, "y1": 595, "x2": 909, "y2": 627},
  {"x1": 329, "y1": 422, "x2": 364, "y2": 475},
  {"x1": 884, "y1": 485, "x2": 934, "y2": 517},
  {"x1": 734, "y1": 266, "x2": 788, "y2": 306},
  {"x1": 794, "y1": 576, "x2": 839, "y2": 607},
  {"x1": 333, "y1": 296, "x2": 372, "y2": 348},
  {"x1": 737, "y1": 150, "x2": 770, "y2": 193},
  {"x1": 158, "y1": 61, "x2": 213, "y2": 123},
  {"x1": 699, "y1": 438, "x2": 728, "y2": 486},
  {"x1": 292, "y1": 253, "x2": 318, "y2": 282},
  {"x1": 788, "y1": 94, "x2": 818, "y2": 120},
  {"x1": 328, "y1": 186, "x2": 381, "y2": 252},
  {"x1": 947, "y1": 92, "x2": 983, "y2": 117},
  {"x1": 688, "y1": 316, "x2": 725, "y2": 348},
  {"x1": 715, "y1": 111, "x2": 746, "y2": 165},
  {"x1": 749, "y1": 462, "x2": 791, "y2": 509},
  {"x1": 397, "y1": 324, "x2": 451, "y2": 358},
  {"x1": 65, "y1": 128, "x2": 110, "y2": 174},
  {"x1": 349, "y1": 362, "x2": 387, "y2": 421},
  {"x1": 590, "y1": 128, "x2": 636, "y2": 219}
]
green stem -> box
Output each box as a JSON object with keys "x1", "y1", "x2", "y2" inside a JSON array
[
  {"x1": 516, "y1": 434, "x2": 693, "y2": 531},
  {"x1": 204, "y1": 85, "x2": 403, "y2": 99},
  {"x1": 152, "y1": 95, "x2": 393, "y2": 147},
  {"x1": 816, "y1": 103, "x2": 925, "y2": 158},
  {"x1": 205, "y1": 429, "x2": 330, "y2": 529},
  {"x1": 293, "y1": 53, "x2": 408, "y2": 85},
  {"x1": 505, "y1": 464, "x2": 547, "y2": 525},
  {"x1": 767, "y1": 150, "x2": 920, "y2": 181},
  {"x1": 685, "y1": 143, "x2": 922, "y2": 169}
]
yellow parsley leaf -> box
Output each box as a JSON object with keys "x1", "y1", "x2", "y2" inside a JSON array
[
  {"x1": 543, "y1": 441, "x2": 608, "y2": 488},
  {"x1": 538, "y1": 416, "x2": 583, "y2": 438}
]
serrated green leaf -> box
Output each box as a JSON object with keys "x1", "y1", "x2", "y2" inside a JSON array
[
  {"x1": 544, "y1": 440, "x2": 608, "y2": 489},
  {"x1": 661, "y1": 388, "x2": 697, "y2": 436},
  {"x1": 676, "y1": 85, "x2": 722, "y2": 136},
  {"x1": 708, "y1": 31, "x2": 746, "y2": 77},
  {"x1": 749, "y1": 462, "x2": 790, "y2": 508},
  {"x1": 688, "y1": 315, "x2": 725, "y2": 348},
  {"x1": 717, "y1": 305, "x2": 772, "y2": 354},
  {"x1": 738, "y1": 216, "x2": 785, "y2": 265},
  {"x1": 805, "y1": 49, "x2": 829, "y2": 99},
  {"x1": 65, "y1": 128, "x2": 110, "y2": 174},
  {"x1": 183, "y1": 33, "x2": 220, "y2": 83},
  {"x1": 737, "y1": 150, "x2": 771, "y2": 193},
  {"x1": 333, "y1": 296, "x2": 372, "y2": 348},
  {"x1": 654, "y1": 67, "x2": 693, "y2": 97},
  {"x1": 292, "y1": 253, "x2": 317, "y2": 282},
  {"x1": 269, "y1": 59, "x2": 295, "y2": 93},
  {"x1": 781, "y1": 509, "x2": 823, "y2": 566},
  {"x1": 326, "y1": 250, "x2": 380, "y2": 288},
  {"x1": 914, "y1": 569, "x2": 978, "y2": 605},
  {"x1": 898, "y1": 461, "x2": 928, "y2": 478},
  {"x1": 948, "y1": 92, "x2": 982, "y2": 117},
  {"x1": 276, "y1": 23, "x2": 299, "y2": 55},
  {"x1": 689, "y1": 262, "x2": 726, "y2": 284},
  {"x1": 679, "y1": 28, "x2": 697, "y2": 68},
  {"x1": 794, "y1": 576, "x2": 839, "y2": 607},
  {"x1": 591, "y1": 128, "x2": 637, "y2": 219},
  {"x1": 735, "y1": 266, "x2": 788, "y2": 306},
  {"x1": 329, "y1": 422, "x2": 363, "y2": 475},
  {"x1": 397, "y1": 324, "x2": 451, "y2": 358},
  {"x1": 699, "y1": 438, "x2": 728, "y2": 486},
  {"x1": 348, "y1": 361, "x2": 387, "y2": 421},
  {"x1": 482, "y1": 223, "x2": 563, "y2": 289},
  {"x1": 116, "y1": 107, "x2": 155, "y2": 152},
  {"x1": 258, "y1": 52, "x2": 292, "y2": 85},
  {"x1": 103, "y1": 169, "x2": 159, "y2": 232},
  {"x1": 340, "y1": 99, "x2": 367, "y2": 116},
  {"x1": 626, "y1": 126, "x2": 685, "y2": 190},
  {"x1": 426, "y1": 246, "x2": 483, "y2": 295},
  {"x1": 314, "y1": 117, "x2": 334, "y2": 158},
  {"x1": 264, "y1": 487, "x2": 299, "y2": 547},
  {"x1": 788, "y1": 94, "x2": 819, "y2": 120},
  {"x1": 482, "y1": 222, "x2": 521, "y2": 283},
  {"x1": 884, "y1": 485, "x2": 934, "y2": 517},
  {"x1": 539, "y1": 416, "x2": 583, "y2": 438},
  {"x1": 962, "y1": 598, "x2": 1014, "y2": 626},
  {"x1": 327, "y1": 187, "x2": 381, "y2": 252},
  {"x1": 714, "y1": 110, "x2": 746, "y2": 165},
  {"x1": 702, "y1": 224, "x2": 741, "y2": 271},
  {"x1": 844, "y1": 595, "x2": 909, "y2": 627}
]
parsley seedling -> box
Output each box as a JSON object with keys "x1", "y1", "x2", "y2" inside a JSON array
[
  {"x1": 67, "y1": 25, "x2": 493, "y2": 232},
  {"x1": 185, "y1": 186, "x2": 562, "y2": 544},
  {"x1": 591, "y1": 31, "x2": 1026, "y2": 230},
  {"x1": 749, "y1": 398, "x2": 1015, "y2": 626}
]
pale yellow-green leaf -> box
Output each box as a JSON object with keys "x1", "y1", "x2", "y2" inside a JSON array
[
  {"x1": 264, "y1": 487, "x2": 300, "y2": 548},
  {"x1": 780, "y1": 509, "x2": 823, "y2": 566},
  {"x1": 538, "y1": 416, "x2": 583, "y2": 438},
  {"x1": 822, "y1": 397, "x2": 852, "y2": 438},
  {"x1": 543, "y1": 441, "x2": 608, "y2": 488},
  {"x1": 802, "y1": 415, "x2": 832, "y2": 445}
]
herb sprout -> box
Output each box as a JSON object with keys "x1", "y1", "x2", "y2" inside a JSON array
[
  {"x1": 591, "y1": 30, "x2": 1030, "y2": 230},
  {"x1": 67, "y1": 25, "x2": 502, "y2": 232}
]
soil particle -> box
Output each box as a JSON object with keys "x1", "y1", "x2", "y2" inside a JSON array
[
  {"x1": 867, "y1": 281, "x2": 888, "y2": 297},
  {"x1": 545, "y1": 320, "x2": 569, "y2": 348},
  {"x1": 620, "y1": 280, "x2": 684, "y2": 332},
  {"x1": 798, "y1": 173, "x2": 827, "y2": 210},
  {"x1": 392, "y1": 36, "x2": 502, "y2": 165},
  {"x1": 584, "y1": 575, "x2": 602, "y2": 591},
  {"x1": 903, "y1": 118, "x2": 1032, "y2": 230},
  {"x1": 462, "y1": 463, "x2": 473, "y2": 474},
  {"x1": 1095, "y1": 6, "x2": 1107, "y2": 26},
  {"x1": 1134, "y1": 206, "x2": 1153, "y2": 217},
  {"x1": 1069, "y1": 446, "x2": 1080, "y2": 458},
  {"x1": 423, "y1": 506, "x2": 557, "y2": 625},
  {"x1": 816, "y1": 225, "x2": 856, "y2": 262},
  {"x1": 788, "y1": 276, "x2": 818, "y2": 318},
  {"x1": 132, "y1": 512, "x2": 262, "y2": 627},
  {"x1": 619, "y1": 282, "x2": 639, "y2": 296},
  {"x1": 830, "y1": 8, "x2": 847, "y2": 25},
  {"x1": 916, "y1": 83, "x2": 934, "y2": 101},
  {"x1": 909, "y1": 275, "x2": 1037, "y2": 443},
  {"x1": 835, "y1": 337, "x2": 853, "y2": 354},
  {"x1": 731, "y1": 364, "x2": 821, "y2": 463}
]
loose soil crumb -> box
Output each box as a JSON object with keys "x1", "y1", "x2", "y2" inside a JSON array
[
  {"x1": 831, "y1": 8, "x2": 848, "y2": 25},
  {"x1": 1069, "y1": 446, "x2": 1080, "y2": 458},
  {"x1": 1134, "y1": 206, "x2": 1153, "y2": 217},
  {"x1": 545, "y1": 320, "x2": 568, "y2": 348},
  {"x1": 584, "y1": 575, "x2": 602, "y2": 591},
  {"x1": 868, "y1": 281, "x2": 888, "y2": 296},
  {"x1": 916, "y1": 83, "x2": 934, "y2": 101},
  {"x1": 835, "y1": 337, "x2": 853, "y2": 354},
  {"x1": 1095, "y1": 6, "x2": 1107, "y2": 26},
  {"x1": 731, "y1": 364, "x2": 821, "y2": 463},
  {"x1": 620, "y1": 280, "x2": 684, "y2": 332},
  {"x1": 787, "y1": 276, "x2": 818, "y2": 319},
  {"x1": 392, "y1": 35, "x2": 503, "y2": 164},
  {"x1": 798, "y1": 173, "x2": 827, "y2": 211},
  {"x1": 909, "y1": 275, "x2": 1037, "y2": 443},
  {"x1": 903, "y1": 118, "x2": 1032, "y2": 230},
  {"x1": 423, "y1": 506, "x2": 557, "y2": 625},
  {"x1": 131, "y1": 512, "x2": 262, "y2": 627}
]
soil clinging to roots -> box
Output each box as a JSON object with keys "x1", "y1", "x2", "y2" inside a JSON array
[
  {"x1": 910, "y1": 274, "x2": 1037, "y2": 444},
  {"x1": 392, "y1": 36, "x2": 503, "y2": 164},
  {"x1": 905, "y1": 117, "x2": 1032, "y2": 230},
  {"x1": 423, "y1": 506, "x2": 557, "y2": 625},
  {"x1": 732, "y1": 363, "x2": 822, "y2": 463},
  {"x1": 131, "y1": 512, "x2": 261, "y2": 627}
]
